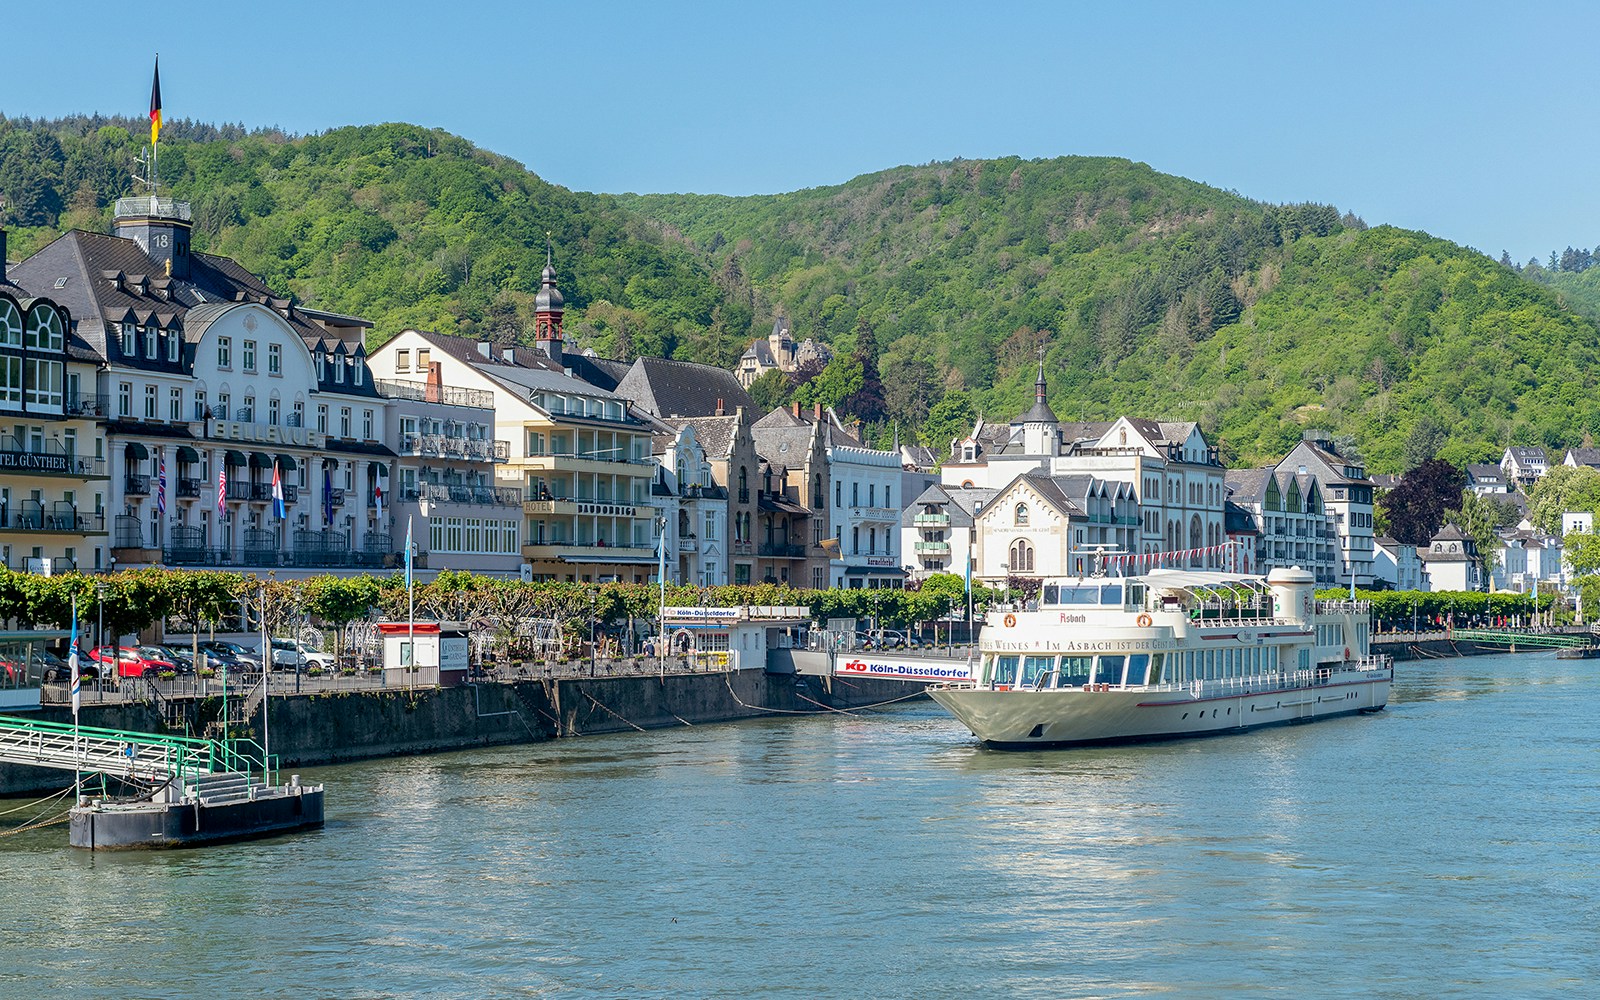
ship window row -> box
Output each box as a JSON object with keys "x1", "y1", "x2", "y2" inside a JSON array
[
  {"x1": 1040, "y1": 582, "x2": 1144, "y2": 607},
  {"x1": 983, "y1": 645, "x2": 1288, "y2": 688},
  {"x1": 984, "y1": 653, "x2": 1164, "y2": 688}
]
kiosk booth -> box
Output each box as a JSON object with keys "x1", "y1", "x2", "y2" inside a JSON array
[
  {"x1": 379, "y1": 621, "x2": 470, "y2": 687},
  {"x1": 655, "y1": 606, "x2": 810, "y2": 670}
]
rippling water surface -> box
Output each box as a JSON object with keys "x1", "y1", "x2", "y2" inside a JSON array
[{"x1": 2, "y1": 652, "x2": 1596, "y2": 999}]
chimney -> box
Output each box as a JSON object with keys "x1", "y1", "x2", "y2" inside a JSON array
[
  {"x1": 813, "y1": 403, "x2": 823, "y2": 421},
  {"x1": 476, "y1": 340, "x2": 491, "y2": 359},
  {"x1": 792, "y1": 402, "x2": 801, "y2": 418},
  {"x1": 425, "y1": 362, "x2": 444, "y2": 403},
  {"x1": 715, "y1": 398, "x2": 725, "y2": 417}
]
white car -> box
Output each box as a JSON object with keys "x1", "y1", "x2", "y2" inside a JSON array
[{"x1": 302, "y1": 649, "x2": 338, "y2": 671}]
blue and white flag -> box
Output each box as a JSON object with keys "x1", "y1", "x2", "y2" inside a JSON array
[
  {"x1": 271, "y1": 462, "x2": 286, "y2": 519},
  {"x1": 404, "y1": 515, "x2": 414, "y2": 591},
  {"x1": 323, "y1": 466, "x2": 335, "y2": 526},
  {"x1": 68, "y1": 598, "x2": 80, "y2": 717}
]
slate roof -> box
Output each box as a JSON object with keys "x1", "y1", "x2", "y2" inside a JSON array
[
  {"x1": 1224, "y1": 467, "x2": 1275, "y2": 504},
  {"x1": 406, "y1": 329, "x2": 563, "y2": 373},
  {"x1": 564, "y1": 353, "x2": 634, "y2": 391},
  {"x1": 8, "y1": 229, "x2": 333, "y2": 365},
  {"x1": 1224, "y1": 500, "x2": 1259, "y2": 534},
  {"x1": 611, "y1": 356, "x2": 754, "y2": 419},
  {"x1": 1567, "y1": 447, "x2": 1600, "y2": 468},
  {"x1": 473, "y1": 362, "x2": 627, "y2": 403},
  {"x1": 668, "y1": 414, "x2": 740, "y2": 461}
]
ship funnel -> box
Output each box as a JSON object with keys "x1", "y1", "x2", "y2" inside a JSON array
[{"x1": 1267, "y1": 567, "x2": 1316, "y2": 624}]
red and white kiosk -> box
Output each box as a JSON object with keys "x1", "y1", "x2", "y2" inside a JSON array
[{"x1": 378, "y1": 621, "x2": 470, "y2": 687}]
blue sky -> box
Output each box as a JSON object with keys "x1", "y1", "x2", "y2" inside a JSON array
[{"x1": 5, "y1": 1, "x2": 1592, "y2": 261}]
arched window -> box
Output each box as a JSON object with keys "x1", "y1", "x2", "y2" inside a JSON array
[
  {"x1": 1009, "y1": 538, "x2": 1035, "y2": 574},
  {"x1": 1190, "y1": 515, "x2": 1204, "y2": 565},
  {"x1": 738, "y1": 466, "x2": 748, "y2": 500},
  {"x1": 24, "y1": 303, "x2": 64, "y2": 351},
  {"x1": 1014, "y1": 502, "x2": 1029, "y2": 526},
  {"x1": 0, "y1": 298, "x2": 21, "y2": 348}
]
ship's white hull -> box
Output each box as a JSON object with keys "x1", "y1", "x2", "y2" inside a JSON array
[{"x1": 928, "y1": 670, "x2": 1391, "y2": 749}]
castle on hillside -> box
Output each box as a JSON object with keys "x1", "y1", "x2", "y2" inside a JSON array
[{"x1": 735, "y1": 313, "x2": 832, "y2": 387}]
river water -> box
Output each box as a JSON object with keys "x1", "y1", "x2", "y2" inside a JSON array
[{"x1": 1, "y1": 652, "x2": 1595, "y2": 999}]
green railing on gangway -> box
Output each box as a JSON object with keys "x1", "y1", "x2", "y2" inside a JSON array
[
  {"x1": 1449, "y1": 629, "x2": 1596, "y2": 649},
  {"x1": 0, "y1": 714, "x2": 275, "y2": 786}
]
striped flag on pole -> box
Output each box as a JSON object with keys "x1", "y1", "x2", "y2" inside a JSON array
[
  {"x1": 157, "y1": 456, "x2": 167, "y2": 514},
  {"x1": 217, "y1": 466, "x2": 227, "y2": 515},
  {"x1": 68, "y1": 598, "x2": 81, "y2": 717}
]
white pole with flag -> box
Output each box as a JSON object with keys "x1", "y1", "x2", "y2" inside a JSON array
[
  {"x1": 405, "y1": 515, "x2": 414, "y2": 693},
  {"x1": 69, "y1": 595, "x2": 80, "y2": 804}
]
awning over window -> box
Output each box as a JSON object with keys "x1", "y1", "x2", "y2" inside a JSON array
[
  {"x1": 276, "y1": 454, "x2": 298, "y2": 472},
  {"x1": 367, "y1": 460, "x2": 387, "y2": 478},
  {"x1": 224, "y1": 450, "x2": 247, "y2": 467},
  {"x1": 249, "y1": 452, "x2": 274, "y2": 470},
  {"x1": 175, "y1": 446, "x2": 200, "y2": 464},
  {"x1": 124, "y1": 442, "x2": 149, "y2": 460}
]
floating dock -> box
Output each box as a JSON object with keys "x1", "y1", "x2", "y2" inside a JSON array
[
  {"x1": 0, "y1": 714, "x2": 323, "y2": 850},
  {"x1": 70, "y1": 772, "x2": 323, "y2": 850}
]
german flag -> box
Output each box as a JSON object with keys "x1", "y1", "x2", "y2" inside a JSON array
[{"x1": 149, "y1": 57, "x2": 162, "y2": 146}]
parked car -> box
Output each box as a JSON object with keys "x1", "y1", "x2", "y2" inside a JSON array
[
  {"x1": 301, "y1": 648, "x2": 338, "y2": 671},
  {"x1": 36, "y1": 649, "x2": 98, "y2": 683},
  {"x1": 88, "y1": 645, "x2": 176, "y2": 680},
  {"x1": 152, "y1": 645, "x2": 197, "y2": 674},
  {"x1": 199, "y1": 641, "x2": 259, "y2": 671},
  {"x1": 268, "y1": 638, "x2": 307, "y2": 671}
]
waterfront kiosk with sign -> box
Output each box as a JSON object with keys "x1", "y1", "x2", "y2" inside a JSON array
[
  {"x1": 658, "y1": 606, "x2": 810, "y2": 670},
  {"x1": 379, "y1": 621, "x2": 470, "y2": 686}
]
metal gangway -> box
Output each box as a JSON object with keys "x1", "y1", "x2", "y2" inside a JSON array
[
  {"x1": 1450, "y1": 628, "x2": 1595, "y2": 650},
  {"x1": 0, "y1": 715, "x2": 268, "y2": 786}
]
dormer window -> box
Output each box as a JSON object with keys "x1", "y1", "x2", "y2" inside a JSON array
[
  {"x1": 166, "y1": 328, "x2": 180, "y2": 362},
  {"x1": 354, "y1": 356, "x2": 365, "y2": 386},
  {"x1": 144, "y1": 325, "x2": 157, "y2": 359},
  {"x1": 122, "y1": 323, "x2": 136, "y2": 356},
  {"x1": 316, "y1": 351, "x2": 326, "y2": 379},
  {"x1": 335, "y1": 357, "x2": 345, "y2": 384}
]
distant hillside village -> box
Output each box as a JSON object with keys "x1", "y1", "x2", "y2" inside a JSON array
[{"x1": 0, "y1": 195, "x2": 1584, "y2": 597}]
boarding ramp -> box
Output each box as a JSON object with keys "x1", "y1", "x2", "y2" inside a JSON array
[
  {"x1": 0, "y1": 715, "x2": 266, "y2": 785},
  {"x1": 1450, "y1": 629, "x2": 1595, "y2": 649},
  {"x1": 772, "y1": 648, "x2": 977, "y2": 684}
]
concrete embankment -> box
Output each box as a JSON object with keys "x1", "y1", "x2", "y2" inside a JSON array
[
  {"x1": 1374, "y1": 638, "x2": 1569, "y2": 661},
  {"x1": 0, "y1": 671, "x2": 917, "y2": 794}
]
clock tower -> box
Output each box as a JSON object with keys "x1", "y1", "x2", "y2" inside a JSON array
[{"x1": 113, "y1": 195, "x2": 193, "y2": 280}]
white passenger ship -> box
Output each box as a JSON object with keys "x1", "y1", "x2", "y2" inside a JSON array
[{"x1": 928, "y1": 568, "x2": 1391, "y2": 748}]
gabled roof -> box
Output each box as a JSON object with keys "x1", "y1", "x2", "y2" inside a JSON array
[
  {"x1": 612, "y1": 356, "x2": 754, "y2": 419},
  {"x1": 1567, "y1": 447, "x2": 1600, "y2": 467},
  {"x1": 404, "y1": 329, "x2": 563, "y2": 373},
  {"x1": 666, "y1": 413, "x2": 742, "y2": 462},
  {"x1": 564, "y1": 353, "x2": 634, "y2": 391},
  {"x1": 7, "y1": 228, "x2": 341, "y2": 364}
]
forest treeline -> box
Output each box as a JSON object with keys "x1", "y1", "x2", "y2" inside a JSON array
[{"x1": 6, "y1": 116, "x2": 1600, "y2": 472}]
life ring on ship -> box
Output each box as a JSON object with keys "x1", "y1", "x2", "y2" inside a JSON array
[
  {"x1": 1003, "y1": 614, "x2": 1017, "y2": 628},
  {"x1": 1344, "y1": 647, "x2": 1352, "y2": 661},
  {"x1": 1136, "y1": 614, "x2": 1152, "y2": 628}
]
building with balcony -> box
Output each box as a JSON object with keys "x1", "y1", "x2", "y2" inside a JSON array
[
  {"x1": 373, "y1": 368, "x2": 519, "y2": 577},
  {"x1": 0, "y1": 261, "x2": 109, "y2": 574},
  {"x1": 1224, "y1": 467, "x2": 1339, "y2": 584},
  {"x1": 654, "y1": 409, "x2": 758, "y2": 588},
  {"x1": 651, "y1": 420, "x2": 732, "y2": 586},
  {"x1": 368, "y1": 327, "x2": 658, "y2": 583},
  {"x1": 901, "y1": 483, "x2": 993, "y2": 583},
  {"x1": 1276, "y1": 430, "x2": 1376, "y2": 588},
  {"x1": 751, "y1": 404, "x2": 833, "y2": 589},
  {"x1": 972, "y1": 473, "x2": 1139, "y2": 585},
  {"x1": 942, "y1": 364, "x2": 1229, "y2": 573},
  {"x1": 5, "y1": 197, "x2": 396, "y2": 576}
]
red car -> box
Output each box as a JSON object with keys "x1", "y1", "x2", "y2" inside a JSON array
[{"x1": 88, "y1": 645, "x2": 176, "y2": 680}]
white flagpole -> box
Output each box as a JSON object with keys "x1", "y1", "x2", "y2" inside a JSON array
[
  {"x1": 70, "y1": 594, "x2": 80, "y2": 805},
  {"x1": 406, "y1": 515, "x2": 415, "y2": 694},
  {"x1": 259, "y1": 583, "x2": 270, "y2": 784}
]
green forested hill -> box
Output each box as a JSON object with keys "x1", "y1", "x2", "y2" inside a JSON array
[
  {"x1": 621, "y1": 158, "x2": 1600, "y2": 470},
  {"x1": 4, "y1": 116, "x2": 1597, "y2": 473},
  {"x1": 0, "y1": 117, "x2": 747, "y2": 362}
]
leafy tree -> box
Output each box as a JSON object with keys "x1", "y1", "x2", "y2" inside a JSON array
[
  {"x1": 1400, "y1": 416, "x2": 1448, "y2": 471},
  {"x1": 746, "y1": 369, "x2": 790, "y2": 411},
  {"x1": 923, "y1": 391, "x2": 977, "y2": 460},
  {"x1": 1443, "y1": 490, "x2": 1520, "y2": 578},
  {"x1": 1379, "y1": 459, "x2": 1465, "y2": 545},
  {"x1": 1526, "y1": 464, "x2": 1600, "y2": 534}
]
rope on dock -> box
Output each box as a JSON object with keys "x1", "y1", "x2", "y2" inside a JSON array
[
  {"x1": 580, "y1": 690, "x2": 646, "y2": 732},
  {"x1": 0, "y1": 785, "x2": 73, "y2": 837},
  {"x1": 721, "y1": 675, "x2": 928, "y2": 716}
]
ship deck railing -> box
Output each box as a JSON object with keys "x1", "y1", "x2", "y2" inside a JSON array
[{"x1": 1001, "y1": 662, "x2": 1392, "y2": 696}]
